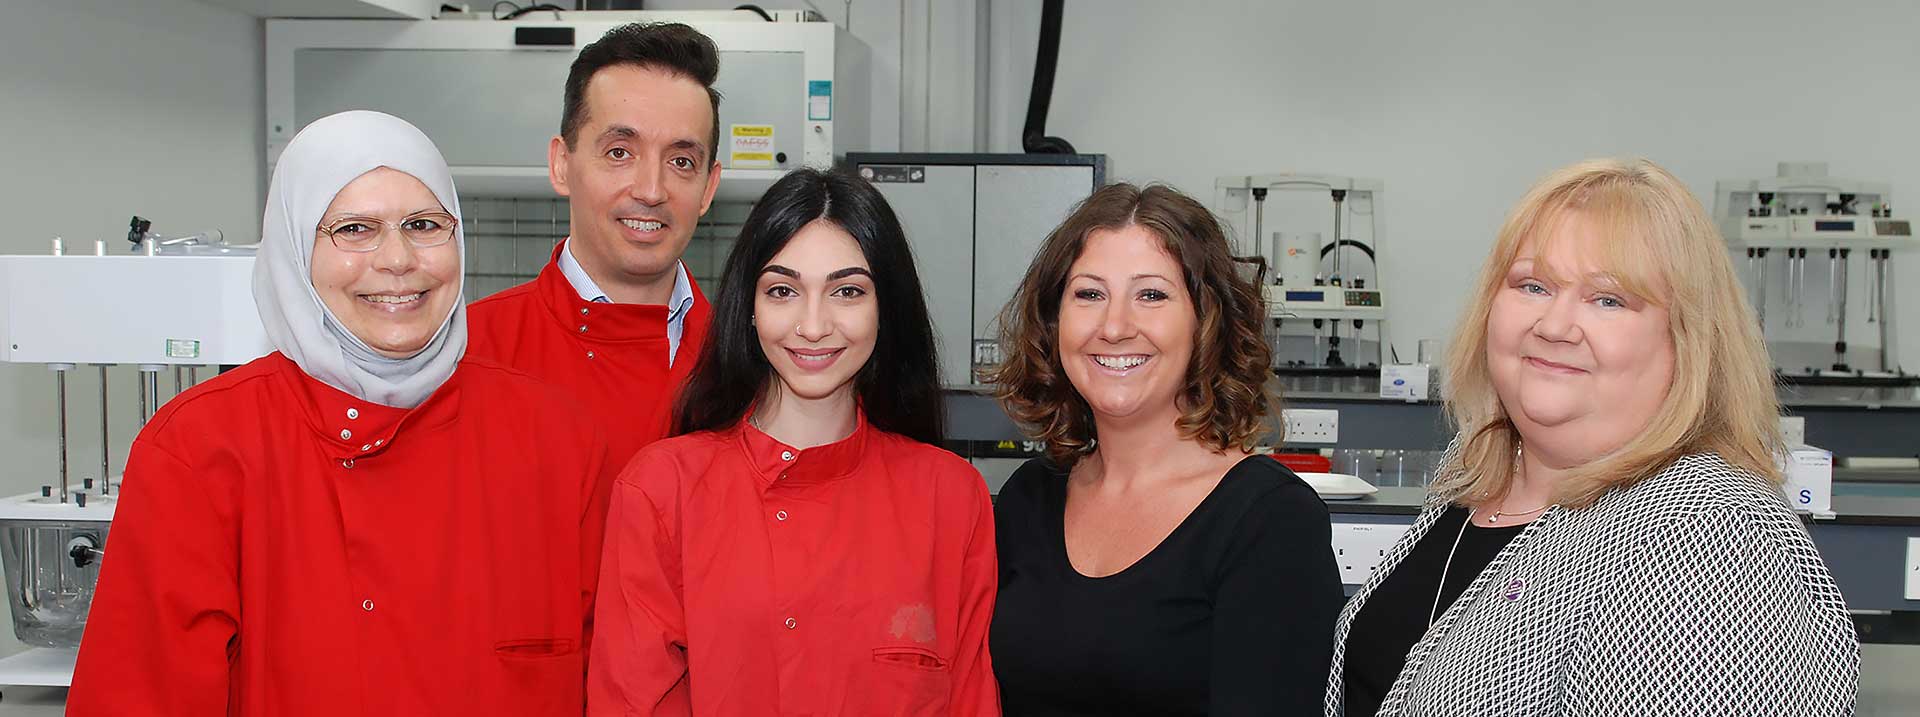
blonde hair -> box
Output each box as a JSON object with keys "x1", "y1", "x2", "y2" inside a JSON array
[{"x1": 1433, "y1": 158, "x2": 1782, "y2": 509}]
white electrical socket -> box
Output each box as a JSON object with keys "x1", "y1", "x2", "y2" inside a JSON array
[
  {"x1": 1282, "y1": 408, "x2": 1340, "y2": 444},
  {"x1": 1906, "y1": 537, "x2": 1920, "y2": 601},
  {"x1": 1330, "y1": 522, "x2": 1410, "y2": 585}
]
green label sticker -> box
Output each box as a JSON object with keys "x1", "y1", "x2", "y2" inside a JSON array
[
  {"x1": 808, "y1": 80, "x2": 832, "y2": 121},
  {"x1": 165, "y1": 339, "x2": 201, "y2": 359}
]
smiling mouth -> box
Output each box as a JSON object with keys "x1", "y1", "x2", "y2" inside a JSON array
[
  {"x1": 786, "y1": 347, "x2": 845, "y2": 371},
  {"x1": 619, "y1": 218, "x2": 666, "y2": 232},
  {"x1": 1090, "y1": 354, "x2": 1150, "y2": 372},
  {"x1": 1525, "y1": 356, "x2": 1587, "y2": 374},
  {"x1": 359, "y1": 290, "x2": 427, "y2": 309}
]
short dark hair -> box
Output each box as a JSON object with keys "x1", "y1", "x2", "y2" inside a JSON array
[
  {"x1": 674, "y1": 168, "x2": 946, "y2": 447},
  {"x1": 986, "y1": 183, "x2": 1276, "y2": 468},
  {"x1": 561, "y1": 22, "x2": 722, "y2": 162}
]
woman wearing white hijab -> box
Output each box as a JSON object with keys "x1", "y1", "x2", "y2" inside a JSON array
[{"x1": 70, "y1": 111, "x2": 613, "y2": 716}]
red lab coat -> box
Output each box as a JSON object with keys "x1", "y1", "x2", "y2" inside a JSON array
[
  {"x1": 467, "y1": 244, "x2": 712, "y2": 468},
  {"x1": 68, "y1": 353, "x2": 613, "y2": 716},
  {"x1": 588, "y1": 413, "x2": 1001, "y2": 716}
]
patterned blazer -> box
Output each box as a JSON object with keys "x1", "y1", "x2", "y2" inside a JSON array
[{"x1": 1324, "y1": 452, "x2": 1859, "y2": 716}]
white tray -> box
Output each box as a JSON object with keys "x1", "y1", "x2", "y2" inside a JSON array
[{"x1": 1296, "y1": 472, "x2": 1379, "y2": 500}]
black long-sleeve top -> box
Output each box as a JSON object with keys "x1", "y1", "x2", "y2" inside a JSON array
[{"x1": 989, "y1": 455, "x2": 1344, "y2": 716}]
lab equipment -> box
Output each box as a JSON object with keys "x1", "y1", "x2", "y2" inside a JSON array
[
  {"x1": 847, "y1": 153, "x2": 1107, "y2": 387},
  {"x1": 1214, "y1": 174, "x2": 1389, "y2": 373},
  {"x1": 1714, "y1": 163, "x2": 1915, "y2": 383},
  {"x1": 0, "y1": 232, "x2": 269, "y2": 686},
  {"x1": 267, "y1": 10, "x2": 868, "y2": 202},
  {"x1": 1379, "y1": 363, "x2": 1434, "y2": 401},
  {"x1": 1782, "y1": 444, "x2": 1834, "y2": 518}
]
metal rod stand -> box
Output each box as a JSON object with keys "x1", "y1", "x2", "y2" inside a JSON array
[
  {"x1": 98, "y1": 365, "x2": 111, "y2": 495},
  {"x1": 138, "y1": 365, "x2": 163, "y2": 426},
  {"x1": 50, "y1": 364, "x2": 73, "y2": 504}
]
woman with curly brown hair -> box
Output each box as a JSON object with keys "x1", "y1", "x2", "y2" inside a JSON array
[{"x1": 986, "y1": 182, "x2": 1342, "y2": 715}]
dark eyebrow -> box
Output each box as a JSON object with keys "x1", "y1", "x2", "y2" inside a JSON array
[
  {"x1": 596, "y1": 125, "x2": 638, "y2": 144},
  {"x1": 827, "y1": 267, "x2": 872, "y2": 281},
  {"x1": 598, "y1": 125, "x2": 704, "y2": 155},
  {"x1": 1131, "y1": 273, "x2": 1172, "y2": 282},
  {"x1": 1068, "y1": 272, "x2": 1104, "y2": 283},
  {"x1": 761, "y1": 264, "x2": 799, "y2": 278}
]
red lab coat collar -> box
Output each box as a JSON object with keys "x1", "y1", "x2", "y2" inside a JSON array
[
  {"x1": 534, "y1": 242, "x2": 708, "y2": 344},
  {"x1": 265, "y1": 352, "x2": 461, "y2": 462},
  {"x1": 735, "y1": 409, "x2": 871, "y2": 489}
]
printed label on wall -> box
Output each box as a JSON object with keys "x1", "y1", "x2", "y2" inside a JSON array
[
  {"x1": 730, "y1": 124, "x2": 775, "y2": 168},
  {"x1": 808, "y1": 80, "x2": 833, "y2": 121},
  {"x1": 165, "y1": 338, "x2": 201, "y2": 359}
]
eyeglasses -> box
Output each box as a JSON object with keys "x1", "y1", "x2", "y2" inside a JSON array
[{"x1": 318, "y1": 211, "x2": 458, "y2": 253}]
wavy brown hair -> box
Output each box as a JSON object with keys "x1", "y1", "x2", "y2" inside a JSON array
[{"x1": 986, "y1": 183, "x2": 1277, "y2": 467}]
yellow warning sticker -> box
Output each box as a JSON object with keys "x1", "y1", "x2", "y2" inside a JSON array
[{"x1": 730, "y1": 124, "x2": 776, "y2": 168}]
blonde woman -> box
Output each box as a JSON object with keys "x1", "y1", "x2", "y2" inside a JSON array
[{"x1": 1325, "y1": 159, "x2": 1858, "y2": 716}]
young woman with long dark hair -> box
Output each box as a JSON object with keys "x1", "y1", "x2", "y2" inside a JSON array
[{"x1": 587, "y1": 167, "x2": 999, "y2": 716}]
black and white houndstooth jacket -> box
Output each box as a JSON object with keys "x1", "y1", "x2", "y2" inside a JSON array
[{"x1": 1324, "y1": 452, "x2": 1860, "y2": 716}]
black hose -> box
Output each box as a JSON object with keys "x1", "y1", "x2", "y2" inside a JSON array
[
  {"x1": 734, "y1": 4, "x2": 774, "y2": 21},
  {"x1": 496, "y1": 2, "x2": 566, "y2": 20},
  {"x1": 1318, "y1": 239, "x2": 1377, "y2": 263},
  {"x1": 1022, "y1": 0, "x2": 1076, "y2": 154}
]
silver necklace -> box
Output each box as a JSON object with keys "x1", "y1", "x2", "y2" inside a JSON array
[
  {"x1": 1487, "y1": 503, "x2": 1550, "y2": 524},
  {"x1": 1431, "y1": 446, "x2": 1553, "y2": 623},
  {"x1": 1492, "y1": 443, "x2": 1551, "y2": 523}
]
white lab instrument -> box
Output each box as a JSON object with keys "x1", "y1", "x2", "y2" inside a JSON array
[
  {"x1": 1714, "y1": 163, "x2": 1914, "y2": 381},
  {"x1": 1215, "y1": 174, "x2": 1388, "y2": 370},
  {"x1": 267, "y1": 11, "x2": 867, "y2": 202},
  {"x1": 0, "y1": 232, "x2": 269, "y2": 687}
]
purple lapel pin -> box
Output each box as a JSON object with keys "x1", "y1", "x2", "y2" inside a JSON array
[{"x1": 1503, "y1": 578, "x2": 1527, "y2": 602}]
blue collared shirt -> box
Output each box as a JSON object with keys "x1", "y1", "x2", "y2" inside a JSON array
[{"x1": 558, "y1": 238, "x2": 696, "y2": 366}]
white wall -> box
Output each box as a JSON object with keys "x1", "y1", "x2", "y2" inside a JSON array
[
  {"x1": 985, "y1": 0, "x2": 1920, "y2": 368},
  {"x1": 0, "y1": 0, "x2": 264, "y2": 499}
]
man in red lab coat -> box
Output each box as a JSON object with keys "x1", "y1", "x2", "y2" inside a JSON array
[{"x1": 468, "y1": 22, "x2": 723, "y2": 466}]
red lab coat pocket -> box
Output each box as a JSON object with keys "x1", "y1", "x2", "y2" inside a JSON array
[
  {"x1": 857, "y1": 646, "x2": 951, "y2": 716},
  {"x1": 493, "y1": 638, "x2": 584, "y2": 716}
]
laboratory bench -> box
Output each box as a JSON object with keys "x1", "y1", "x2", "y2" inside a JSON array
[
  {"x1": 1324, "y1": 485, "x2": 1920, "y2": 643},
  {"x1": 944, "y1": 383, "x2": 1920, "y2": 460}
]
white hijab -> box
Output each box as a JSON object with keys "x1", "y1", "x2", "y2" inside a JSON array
[{"x1": 253, "y1": 110, "x2": 466, "y2": 409}]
